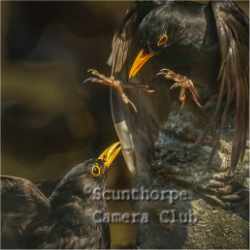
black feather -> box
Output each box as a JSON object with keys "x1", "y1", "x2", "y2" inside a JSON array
[
  {"x1": 1, "y1": 161, "x2": 110, "y2": 249},
  {"x1": 109, "y1": 1, "x2": 170, "y2": 75},
  {"x1": 0, "y1": 176, "x2": 50, "y2": 249},
  {"x1": 211, "y1": 0, "x2": 249, "y2": 170}
]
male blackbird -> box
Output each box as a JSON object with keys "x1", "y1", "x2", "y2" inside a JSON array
[
  {"x1": 1, "y1": 142, "x2": 121, "y2": 249},
  {"x1": 106, "y1": 2, "x2": 249, "y2": 248},
  {"x1": 108, "y1": 0, "x2": 249, "y2": 178}
]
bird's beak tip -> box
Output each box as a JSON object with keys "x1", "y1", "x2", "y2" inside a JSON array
[
  {"x1": 98, "y1": 142, "x2": 121, "y2": 168},
  {"x1": 128, "y1": 49, "x2": 154, "y2": 79}
]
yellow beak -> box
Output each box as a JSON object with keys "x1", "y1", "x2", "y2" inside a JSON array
[
  {"x1": 128, "y1": 49, "x2": 154, "y2": 79},
  {"x1": 91, "y1": 142, "x2": 121, "y2": 177},
  {"x1": 98, "y1": 141, "x2": 121, "y2": 168}
]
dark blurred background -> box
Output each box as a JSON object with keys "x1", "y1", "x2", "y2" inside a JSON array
[
  {"x1": 1, "y1": 1, "x2": 132, "y2": 181},
  {"x1": 1, "y1": 1, "x2": 248, "y2": 248}
]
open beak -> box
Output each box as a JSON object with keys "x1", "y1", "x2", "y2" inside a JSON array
[
  {"x1": 98, "y1": 141, "x2": 121, "y2": 168},
  {"x1": 91, "y1": 142, "x2": 121, "y2": 177},
  {"x1": 128, "y1": 49, "x2": 154, "y2": 79}
]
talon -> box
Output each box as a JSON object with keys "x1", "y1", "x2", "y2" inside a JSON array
[
  {"x1": 220, "y1": 193, "x2": 242, "y2": 201},
  {"x1": 87, "y1": 68, "x2": 95, "y2": 74},
  {"x1": 84, "y1": 68, "x2": 139, "y2": 112},
  {"x1": 127, "y1": 99, "x2": 138, "y2": 112},
  {"x1": 213, "y1": 172, "x2": 233, "y2": 181},
  {"x1": 157, "y1": 68, "x2": 202, "y2": 108},
  {"x1": 217, "y1": 185, "x2": 233, "y2": 195},
  {"x1": 82, "y1": 77, "x2": 94, "y2": 84},
  {"x1": 207, "y1": 179, "x2": 226, "y2": 188},
  {"x1": 170, "y1": 82, "x2": 180, "y2": 89},
  {"x1": 202, "y1": 193, "x2": 229, "y2": 208}
]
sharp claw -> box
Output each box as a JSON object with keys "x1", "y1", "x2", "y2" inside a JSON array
[
  {"x1": 121, "y1": 93, "x2": 138, "y2": 112},
  {"x1": 157, "y1": 68, "x2": 202, "y2": 108},
  {"x1": 84, "y1": 68, "x2": 139, "y2": 112},
  {"x1": 202, "y1": 194, "x2": 229, "y2": 208},
  {"x1": 208, "y1": 185, "x2": 233, "y2": 195},
  {"x1": 217, "y1": 185, "x2": 233, "y2": 195},
  {"x1": 221, "y1": 193, "x2": 242, "y2": 201},
  {"x1": 157, "y1": 69, "x2": 171, "y2": 77},
  {"x1": 87, "y1": 68, "x2": 97, "y2": 74},
  {"x1": 156, "y1": 72, "x2": 164, "y2": 77},
  {"x1": 207, "y1": 179, "x2": 225, "y2": 188},
  {"x1": 81, "y1": 77, "x2": 97, "y2": 84},
  {"x1": 159, "y1": 68, "x2": 170, "y2": 73},
  {"x1": 170, "y1": 82, "x2": 179, "y2": 89},
  {"x1": 213, "y1": 172, "x2": 233, "y2": 181},
  {"x1": 128, "y1": 99, "x2": 138, "y2": 113}
]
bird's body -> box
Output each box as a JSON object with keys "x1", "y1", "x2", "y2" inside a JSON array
[
  {"x1": 1, "y1": 176, "x2": 50, "y2": 249},
  {"x1": 1, "y1": 142, "x2": 121, "y2": 249},
  {"x1": 1, "y1": 163, "x2": 109, "y2": 249},
  {"x1": 39, "y1": 161, "x2": 110, "y2": 249},
  {"x1": 110, "y1": 0, "x2": 248, "y2": 182},
  {"x1": 108, "y1": 1, "x2": 249, "y2": 248},
  {"x1": 137, "y1": 1, "x2": 221, "y2": 100}
]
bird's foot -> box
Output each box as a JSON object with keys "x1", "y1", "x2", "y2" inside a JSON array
[
  {"x1": 197, "y1": 164, "x2": 247, "y2": 208},
  {"x1": 157, "y1": 68, "x2": 202, "y2": 108},
  {"x1": 84, "y1": 69, "x2": 138, "y2": 112},
  {"x1": 154, "y1": 161, "x2": 245, "y2": 208}
]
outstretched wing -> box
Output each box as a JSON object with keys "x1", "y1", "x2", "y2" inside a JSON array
[
  {"x1": 1, "y1": 175, "x2": 50, "y2": 248},
  {"x1": 211, "y1": 1, "x2": 249, "y2": 170}
]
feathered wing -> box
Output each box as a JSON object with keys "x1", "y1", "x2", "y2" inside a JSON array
[
  {"x1": 0, "y1": 175, "x2": 50, "y2": 249},
  {"x1": 211, "y1": 1, "x2": 249, "y2": 170},
  {"x1": 109, "y1": 2, "x2": 170, "y2": 177},
  {"x1": 109, "y1": 4, "x2": 142, "y2": 176},
  {"x1": 108, "y1": 8, "x2": 136, "y2": 75}
]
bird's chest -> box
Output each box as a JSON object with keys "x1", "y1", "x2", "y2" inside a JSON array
[{"x1": 156, "y1": 45, "x2": 205, "y2": 75}]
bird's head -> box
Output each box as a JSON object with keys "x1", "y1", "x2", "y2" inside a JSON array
[
  {"x1": 90, "y1": 141, "x2": 121, "y2": 180},
  {"x1": 49, "y1": 142, "x2": 121, "y2": 203},
  {"x1": 65, "y1": 142, "x2": 121, "y2": 183},
  {"x1": 129, "y1": 2, "x2": 205, "y2": 79}
]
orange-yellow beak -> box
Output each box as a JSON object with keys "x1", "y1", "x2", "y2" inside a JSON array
[
  {"x1": 91, "y1": 142, "x2": 121, "y2": 177},
  {"x1": 97, "y1": 142, "x2": 121, "y2": 169},
  {"x1": 128, "y1": 49, "x2": 154, "y2": 79}
]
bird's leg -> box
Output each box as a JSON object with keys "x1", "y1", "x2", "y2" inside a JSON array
[
  {"x1": 84, "y1": 69, "x2": 138, "y2": 112},
  {"x1": 157, "y1": 68, "x2": 202, "y2": 108}
]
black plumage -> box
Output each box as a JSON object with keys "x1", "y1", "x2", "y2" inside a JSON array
[
  {"x1": 107, "y1": 2, "x2": 249, "y2": 248},
  {"x1": 109, "y1": 0, "x2": 249, "y2": 176},
  {"x1": 1, "y1": 160, "x2": 110, "y2": 249}
]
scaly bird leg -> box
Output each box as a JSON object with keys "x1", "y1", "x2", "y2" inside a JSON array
[
  {"x1": 157, "y1": 68, "x2": 202, "y2": 108},
  {"x1": 84, "y1": 69, "x2": 138, "y2": 112}
]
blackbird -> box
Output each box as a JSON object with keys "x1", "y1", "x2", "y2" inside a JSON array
[
  {"x1": 108, "y1": 0, "x2": 249, "y2": 178},
  {"x1": 106, "y1": 2, "x2": 249, "y2": 248},
  {"x1": 1, "y1": 142, "x2": 121, "y2": 249}
]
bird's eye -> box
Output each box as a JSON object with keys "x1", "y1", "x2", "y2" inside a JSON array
[
  {"x1": 91, "y1": 164, "x2": 101, "y2": 177},
  {"x1": 157, "y1": 34, "x2": 168, "y2": 47}
]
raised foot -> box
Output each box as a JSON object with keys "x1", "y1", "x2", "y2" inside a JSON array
[
  {"x1": 157, "y1": 68, "x2": 202, "y2": 108},
  {"x1": 84, "y1": 69, "x2": 138, "y2": 112}
]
